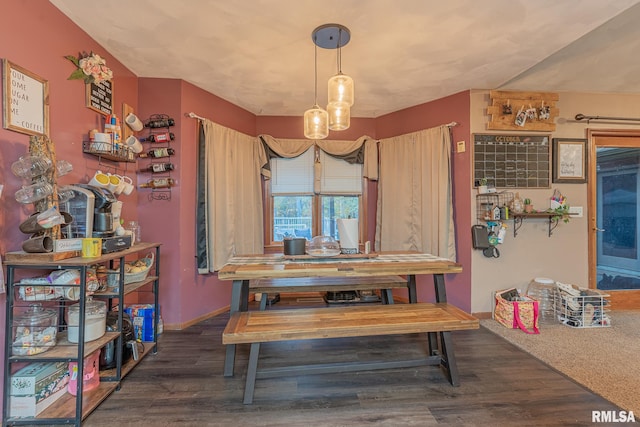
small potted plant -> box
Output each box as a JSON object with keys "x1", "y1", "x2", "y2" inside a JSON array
[
  {"x1": 478, "y1": 178, "x2": 488, "y2": 194},
  {"x1": 524, "y1": 198, "x2": 534, "y2": 213}
]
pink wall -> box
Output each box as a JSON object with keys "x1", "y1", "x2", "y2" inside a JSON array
[
  {"x1": 376, "y1": 91, "x2": 472, "y2": 311},
  {"x1": 0, "y1": 1, "x2": 140, "y2": 412}
]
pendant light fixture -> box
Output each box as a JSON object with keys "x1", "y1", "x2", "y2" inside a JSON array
[
  {"x1": 304, "y1": 24, "x2": 354, "y2": 137},
  {"x1": 303, "y1": 33, "x2": 329, "y2": 139}
]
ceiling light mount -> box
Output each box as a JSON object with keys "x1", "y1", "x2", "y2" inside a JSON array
[{"x1": 311, "y1": 24, "x2": 351, "y2": 49}]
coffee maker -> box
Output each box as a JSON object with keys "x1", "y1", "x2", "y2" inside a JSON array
[{"x1": 76, "y1": 184, "x2": 116, "y2": 238}]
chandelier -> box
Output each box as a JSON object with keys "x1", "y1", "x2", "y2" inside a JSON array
[{"x1": 304, "y1": 24, "x2": 354, "y2": 139}]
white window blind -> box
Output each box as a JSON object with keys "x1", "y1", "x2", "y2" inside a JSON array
[
  {"x1": 319, "y1": 150, "x2": 362, "y2": 194},
  {"x1": 271, "y1": 147, "x2": 314, "y2": 194},
  {"x1": 271, "y1": 147, "x2": 363, "y2": 195}
]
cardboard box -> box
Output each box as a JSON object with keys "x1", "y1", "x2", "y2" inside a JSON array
[
  {"x1": 124, "y1": 304, "x2": 156, "y2": 342},
  {"x1": 9, "y1": 387, "x2": 67, "y2": 418},
  {"x1": 10, "y1": 362, "x2": 67, "y2": 397}
]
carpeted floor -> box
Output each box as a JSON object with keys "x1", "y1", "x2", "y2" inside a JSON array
[{"x1": 481, "y1": 310, "x2": 640, "y2": 414}]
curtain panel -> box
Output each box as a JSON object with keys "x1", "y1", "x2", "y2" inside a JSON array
[
  {"x1": 196, "y1": 120, "x2": 265, "y2": 273},
  {"x1": 375, "y1": 125, "x2": 456, "y2": 260}
]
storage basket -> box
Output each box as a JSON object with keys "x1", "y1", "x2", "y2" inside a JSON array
[
  {"x1": 554, "y1": 281, "x2": 610, "y2": 328},
  {"x1": 123, "y1": 252, "x2": 154, "y2": 284}
]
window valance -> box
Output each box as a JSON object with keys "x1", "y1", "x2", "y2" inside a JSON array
[{"x1": 259, "y1": 134, "x2": 378, "y2": 180}]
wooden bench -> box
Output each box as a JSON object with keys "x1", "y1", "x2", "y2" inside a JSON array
[
  {"x1": 250, "y1": 275, "x2": 408, "y2": 309},
  {"x1": 223, "y1": 302, "x2": 479, "y2": 404}
]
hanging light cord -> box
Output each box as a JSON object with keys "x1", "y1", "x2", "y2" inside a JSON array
[
  {"x1": 313, "y1": 39, "x2": 319, "y2": 106},
  {"x1": 336, "y1": 28, "x2": 343, "y2": 74}
]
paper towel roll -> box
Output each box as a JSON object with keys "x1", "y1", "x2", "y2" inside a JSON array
[{"x1": 337, "y1": 218, "x2": 359, "y2": 253}]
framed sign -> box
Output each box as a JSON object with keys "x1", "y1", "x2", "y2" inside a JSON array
[
  {"x1": 552, "y1": 138, "x2": 587, "y2": 183},
  {"x1": 86, "y1": 79, "x2": 113, "y2": 116},
  {"x1": 2, "y1": 60, "x2": 49, "y2": 137}
]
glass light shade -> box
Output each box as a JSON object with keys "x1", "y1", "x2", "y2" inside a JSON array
[
  {"x1": 328, "y1": 102, "x2": 350, "y2": 131},
  {"x1": 328, "y1": 73, "x2": 354, "y2": 106},
  {"x1": 304, "y1": 105, "x2": 329, "y2": 139}
]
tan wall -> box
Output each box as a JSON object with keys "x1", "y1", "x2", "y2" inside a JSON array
[{"x1": 470, "y1": 90, "x2": 640, "y2": 313}]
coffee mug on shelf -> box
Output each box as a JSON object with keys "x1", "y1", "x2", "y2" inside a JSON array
[
  {"x1": 107, "y1": 173, "x2": 123, "y2": 195},
  {"x1": 125, "y1": 113, "x2": 144, "y2": 132},
  {"x1": 125, "y1": 135, "x2": 143, "y2": 154},
  {"x1": 88, "y1": 170, "x2": 110, "y2": 188},
  {"x1": 120, "y1": 175, "x2": 135, "y2": 196}
]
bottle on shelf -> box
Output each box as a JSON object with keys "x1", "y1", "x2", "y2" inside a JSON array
[
  {"x1": 139, "y1": 178, "x2": 176, "y2": 189},
  {"x1": 143, "y1": 163, "x2": 175, "y2": 173},
  {"x1": 138, "y1": 147, "x2": 175, "y2": 159},
  {"x1": 145, "y1": 117, "x2": 175, "y2": 128},
  {"x1": 140, "y1": 132, "x2": 175, "y2": 143}
]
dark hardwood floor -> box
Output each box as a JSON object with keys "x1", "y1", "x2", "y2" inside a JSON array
[{"x1": 84, "y1": 297, "x2": 620, "y2": 426}]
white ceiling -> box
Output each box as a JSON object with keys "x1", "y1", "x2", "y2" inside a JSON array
[{"x1": 50, "y1": 0, "x2": 640, "y2": 118}]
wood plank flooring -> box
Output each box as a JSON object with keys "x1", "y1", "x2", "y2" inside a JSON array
[{"x1": 84, "y1": 298, "x2": 621, "y2": 426}]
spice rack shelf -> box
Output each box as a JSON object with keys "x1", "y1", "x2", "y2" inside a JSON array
[
  {"x1": 2, "y1": 242, "x2": 161, "y2": 427},
  {"x1": 82, "y1": 141, "x2": 135, "y2": 163}
]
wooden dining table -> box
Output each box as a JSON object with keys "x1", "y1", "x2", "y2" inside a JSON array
[{"x1": 217, "y1": 251, "x2": 463, "y2": 376}]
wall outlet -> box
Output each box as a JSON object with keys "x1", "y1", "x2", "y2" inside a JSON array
[{"x1": 569, "y1": 206, "x2": 583, "y2": 217}]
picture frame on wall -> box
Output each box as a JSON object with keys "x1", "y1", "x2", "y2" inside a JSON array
[
  {"x1": 2, "y1": 59, "x2": 49, "y2": 137},
  {"x1": 552, "y1": 138, "x2": 588, "y2": 183}
]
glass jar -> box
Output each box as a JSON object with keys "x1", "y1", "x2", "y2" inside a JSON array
[
  {"x1": 12, "y1": 304, "x2": 58, "y2": 355},
  {"x1": 511, "y1": 192, "x2": 524, "y2": 214},
  {"x1": 11, "y1": 155, "x2": 52, "y2": 179},
  {"x1": 127, "y1": 221, "x2": 141, "y2": 244}
]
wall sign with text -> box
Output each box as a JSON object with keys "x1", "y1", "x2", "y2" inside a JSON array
[
  {"x1": 2, "y1": 59, "x2": 50, "y2": 137},
  {"x1": 86, "y1": 79, "x2": 113, "y2": 116}
]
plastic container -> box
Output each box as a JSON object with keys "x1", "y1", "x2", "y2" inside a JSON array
[
  {"x1": 67, "y1": 298, "x2": 107, "y2": 343},
  {"x1": 12, "y1": 304, "x2": 58, "y2": 356},
  {"x1": 526, "y1": 277, "x2": 556, "y2": 323},
  {"x1": 68, "y1": 349, "x2": 100, "y2": 395}
]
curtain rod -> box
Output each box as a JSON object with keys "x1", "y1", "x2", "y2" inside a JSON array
[
  {"x1": 186, "y1": 112, "x2": 206, "y2": 121},
  {"x1": 575, "y1": 113, "x2": 640, "y2": 122},
  {"x1": 446, "y1": 121, "x2": 458, "y2": 127}
]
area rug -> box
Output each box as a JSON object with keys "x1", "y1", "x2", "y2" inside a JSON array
[{"x1": 480, "y1": 310, "x2": 640, "y2": 414}]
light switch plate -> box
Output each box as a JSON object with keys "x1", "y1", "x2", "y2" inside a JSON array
[
  {"x1": 456, "y1": 140, "x2": 465, "y2": 153},
  {"x1": 569, "y1": 206, "x2": 583, "y2": 217}
]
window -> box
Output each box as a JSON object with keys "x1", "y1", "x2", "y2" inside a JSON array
[{"x1": 266, "y1": 146, "x2": 364, "y2": 246}]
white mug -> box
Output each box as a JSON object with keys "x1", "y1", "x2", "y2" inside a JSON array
[
  {"x1": 125, "y1": 113, "x2": 144, "y2": 132},
  {"x1": 88, "y1": 170, "x2": 110, "y2": 188},
  {"x1": 125, "y1": 135, "x2": 143, "y2": 154},
  {"x1": 107, "y1": 173, "x2": 123, "y2": 195},
  {"x1": 120, "y1": 175, "x2": 135, "y2": 196}
]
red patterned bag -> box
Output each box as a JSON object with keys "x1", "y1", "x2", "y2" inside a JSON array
[{"x1": 494, "y1": 288, "x2": 539, "y2": 334}]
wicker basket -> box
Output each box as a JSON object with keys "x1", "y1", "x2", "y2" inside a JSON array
[{"x1": 124, "y1": 252, "x2": 154, "y2": 284}]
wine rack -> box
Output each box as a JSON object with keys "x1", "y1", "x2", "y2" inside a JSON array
[{"x1": 139, "y1": 114, "x2": 175, "y2": 201}]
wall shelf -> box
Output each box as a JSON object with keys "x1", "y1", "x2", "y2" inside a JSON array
[{"x1": 512, "y1": 212, "x2": 573, "y2": 237}]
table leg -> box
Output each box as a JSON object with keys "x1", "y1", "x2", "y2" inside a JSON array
[
  {"x1": 407, "y1": 275, "x2": 417, "y2": 303},
  {"x1": 428, "y1": 274, "x2": 447, "y2": 355},
  {"x1": 224, "y1": 279, "x2": 249, "y2": 377}
]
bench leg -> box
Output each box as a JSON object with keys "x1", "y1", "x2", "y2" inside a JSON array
[
  {"x1": 259, "y1": 294, "x2": 268, "y2": 310},
  {"x1": 243, "y1": 342, "x2": 261, "y2": 404},
  {"x1": 438, "y1": 331, "x2": 460, "y2": 386},
  {"x1": 224, "y1": 279, "x2": 249, "y2": 377}
]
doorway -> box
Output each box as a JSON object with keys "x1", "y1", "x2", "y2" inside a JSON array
[{"x1": 589, "y1": 130, "x2": 640, "y2": 309}]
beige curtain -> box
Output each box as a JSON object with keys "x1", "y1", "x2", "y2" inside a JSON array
[
  {"x1": 375, "y1": 125, "x2": 456, "y2": 260},
  {"x1": 199, "y1": 120, "x2": 265, "y2": 272},
  {"x1": 259, "y1": 135, "x2": 379, "y2": 180}
]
